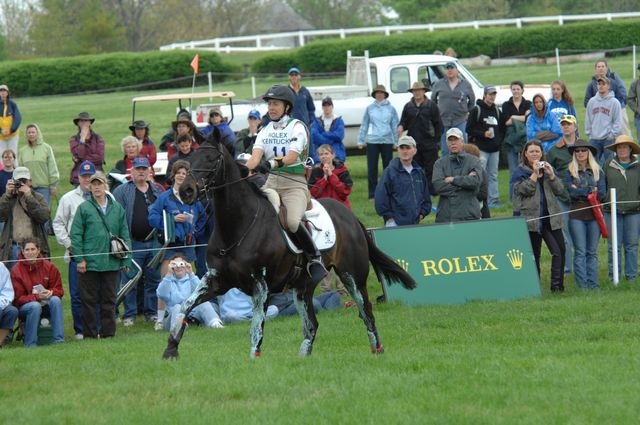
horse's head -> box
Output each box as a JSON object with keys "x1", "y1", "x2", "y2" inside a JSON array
[{"x1": 180, "y1": 127, "x2": 229, "y2": 204}]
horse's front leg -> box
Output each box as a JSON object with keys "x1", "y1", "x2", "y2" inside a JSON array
[
  {"x1": 293, "y1": 285, "x2": 318, "y2": 357},
  {"x1": 163, "y1": 268, "x2": 219, "y2": 360},
  {"x1": 249, "y1": 273, "x2": 268, "y2": 358}
]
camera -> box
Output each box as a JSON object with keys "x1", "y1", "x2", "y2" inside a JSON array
[
  {"x1": 14, "y1": 179, "x2": 23, "y2": 190},
  {"x1": 537, "y1": 161, "x2": 546, "y2": 170},
  {"x1": 170, "y1": 261, "x2": 186, "y2": 270}
]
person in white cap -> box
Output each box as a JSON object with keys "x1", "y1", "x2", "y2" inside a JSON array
[
  {"x1": 432, "y1": 128, "x2": 484, "y2": 223},
  {"x1": 375, "y1": 135, "x2": 431, "y2": 226},
  {"x1": 0, "y1": 166, "x2": 50, "y2": 269}
]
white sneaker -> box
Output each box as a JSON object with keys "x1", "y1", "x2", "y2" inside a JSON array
[
  {"x1": 74, "y1": 333, "x2": 84, "y2": 340},
  {"x1": 123, "y1": 318, "x2": 134, "y2": 327},
  {"x1": 154, "y1": 321, "x2": 163, "y2": 331},
  {"x1": 209, "y1": 319, "x2": 224, "y2": 329}
]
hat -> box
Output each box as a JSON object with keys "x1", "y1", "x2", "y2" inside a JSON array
[
  {"x1": 321, "y1": 97, "x2": 333, "y2": 106},
  {"x1": 484, "y1": 86, "x2": 497, "y2": 95},
  {"x1": 248, "y1": 109, "x2": 261, "y2": 120},
  {"x1": 288, "y1": 67, "x2": 301, "y2": 75},
  {"x1": 12, "y1": 166, "x2": 30, "y2": 180},
  {"x1": 371, "y1": 84, "x2": 389, "y2": 99},
  {"x1": 209, "y1": 107, "x2": 222, "y2": 117},
  {"x1": 446, "y1": 128, "x2": 464, "y2": 140},
  {"x1": 445, "y1": 62, "x2": 457, "y2": 69},
  {"x1": 78, "y1": 161, "x2": 96, "y2": 176},
  {"x1": 0, "y1": 84, "x2": 8, "y2": 92},
  {"x1": 568, "y1": 139, "x2": 597, "y2": 157},
  {"x1": 596, "y1": 75, "x2": 611, "y2": 85},
  {"x1": 408, "y1": 81, "x2": 428, "y2": 92},
  {"x1": 559, "y1": 115, "x2": 577, "y2": 125},
  {"x1": 89, "y1": 171, "x2": 108, "y2": 185},
  {"x1": 171, "y1": 117, "x2": 196, "y2": 132},
  {"x1": 132, "y1": 157, "x2": 150, "y2": 168},
  {"x1": 398, "y1": 135, "x2": 416, "y2": 147},
  {"x1": 73, "y1": 112, "x2": 95, "y2": 125},
  {"x1": 129, "y1": 120, "x2": 150, "y2": 131},
  {"x1": 606, "y1": 135, "x2": 640, "y2": 155}
]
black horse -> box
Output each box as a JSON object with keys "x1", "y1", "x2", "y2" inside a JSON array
[{"x1": 162, "y1": 137, "x2": 416, "y2": 359}]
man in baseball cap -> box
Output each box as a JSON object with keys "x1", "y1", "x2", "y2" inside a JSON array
[
  {"x1": 432, "y1": 126, "x2": 484, "y2": 223},
  {"x1": 374, "y1": 135, "x2": 431, "y2": 227}
]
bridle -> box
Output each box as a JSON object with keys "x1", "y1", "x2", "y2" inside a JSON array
[{"x1": 187, "y1": 143, "x2": 260, "y2": 256}]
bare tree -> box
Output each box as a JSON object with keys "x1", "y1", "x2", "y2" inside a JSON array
[{"x1": 0, "y1": 0, "x2": 36, "y2": 57}]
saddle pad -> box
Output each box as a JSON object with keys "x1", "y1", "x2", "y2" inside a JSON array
[{"x1": 283, "y1": 199, "x2": 336, "y2": 254}]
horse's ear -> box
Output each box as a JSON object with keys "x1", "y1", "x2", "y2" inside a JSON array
[
  {"x1": 205, "y1": 126, "x2": 222, "y2": 146},
  {"x1": 237, "y1": 161, "x2": 249, "y2": 178}
]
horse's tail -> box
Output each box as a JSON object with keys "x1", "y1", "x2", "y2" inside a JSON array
[{"x1": 359, "y1": 221, "x2": 417, "y2": 290}]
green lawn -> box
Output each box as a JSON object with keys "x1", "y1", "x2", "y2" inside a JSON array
[{"x1": 1, "y1": 54, "x2": 639, "y2": 424}]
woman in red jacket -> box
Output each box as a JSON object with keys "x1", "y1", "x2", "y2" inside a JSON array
[
  {"x1": 10, "y1": 238, "x2": 64, "y2": 346},
  {"x1": 308, "y1": 144, "x2": 353, "y2": 209}
]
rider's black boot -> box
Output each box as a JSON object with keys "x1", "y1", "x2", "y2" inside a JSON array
[{"x1": 294, "y1": 225, "x2": 328, "y2": 284}]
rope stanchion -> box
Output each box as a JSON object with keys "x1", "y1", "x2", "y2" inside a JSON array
[{"x1": 611, "y1": 188, "x2": 619, "y2": 286}]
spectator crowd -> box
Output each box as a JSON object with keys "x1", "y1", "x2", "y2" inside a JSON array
[{"x1": 1, "y1": 57, "x2": 640, "y2": 348}]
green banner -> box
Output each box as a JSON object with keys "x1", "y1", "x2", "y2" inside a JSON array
[{"x1": 370, "y1": 218, "x2": 541, "y2": 305}]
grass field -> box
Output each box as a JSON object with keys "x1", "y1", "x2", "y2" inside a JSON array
[{"x1": 1, "y1": 54, "x2": 639, "y2": 424}]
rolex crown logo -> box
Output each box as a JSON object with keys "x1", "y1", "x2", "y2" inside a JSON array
[
  {"x1": 506, "y1": 249, "x2": 523, "y2": 270},
  {"x1": 396, "y1": 259, "x2": 409, "y2": 272}
]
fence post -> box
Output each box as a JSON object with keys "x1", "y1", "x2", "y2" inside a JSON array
[
  {"x1": 556, "y1": 48, "x2": 561, "y2": 77},
  {"x1": 207, "y1": 72, "x2": 213, "y2": 100},
  {"x1": 251, "y1": 76, "x2": 256, "y2": 99},
  {"x1": 611, "y1": 188, "x2": 619, "y2": 286},
  {"x1": 634, "y1": 45, "x2": 637, "y2": 80}
]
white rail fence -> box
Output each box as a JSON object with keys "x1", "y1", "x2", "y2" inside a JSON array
[{"x1": 160, "y1": 12, "x2": 640, "y2": 53}]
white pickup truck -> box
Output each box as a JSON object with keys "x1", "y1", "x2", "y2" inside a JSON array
[{"x1": 199, "y1": 53, "x2": 551, "y2": 149}]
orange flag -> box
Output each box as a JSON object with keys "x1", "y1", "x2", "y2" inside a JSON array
[{"x1": 190, "y1": 54, "x2": 199, "y2": 75}]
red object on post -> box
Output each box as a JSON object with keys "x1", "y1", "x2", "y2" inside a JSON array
[
  {"x1": 190, "y1": 54, "x2": 199, "y2": 75},
  {"x1": 587, "y1": 192, "x2": 608, "y2": 238}
]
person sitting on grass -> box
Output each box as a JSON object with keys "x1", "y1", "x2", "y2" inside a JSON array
[
  {"x1": 155, "y1": 254, "x2": 223, "y2": 331},
  {"x1": 11, "y1": 238, "x2": 64, "y2": 347},
  {"x1": 218, "y1": 288, "x2": 279, "y2": 324},
  {"x1": 0, "y1": 262, "x2": 18, "y2": 347}
]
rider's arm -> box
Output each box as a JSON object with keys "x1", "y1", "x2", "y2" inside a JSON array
[{"x1": 245, "y1": 148, "x2": 264, "y2": 170}]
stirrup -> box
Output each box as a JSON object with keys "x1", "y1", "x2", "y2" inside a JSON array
[{"x1": 307, "y1": 258, "x2": 328, "y2": 283}]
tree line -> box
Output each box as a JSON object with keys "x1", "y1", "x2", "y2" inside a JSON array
[{"x1": 0, "y1": 0, "x2": 638, "y2": 60}]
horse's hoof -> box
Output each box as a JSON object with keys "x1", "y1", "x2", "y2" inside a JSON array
[
  {"x1": 162, "y1": 348, "x2": 179, "y2": 360},
  {"x1": 372, "y1": 344, "x2": 384, "y2": 355},
  {"x1": 250, "y1": 350, "x2": 261, "y2": 359}
]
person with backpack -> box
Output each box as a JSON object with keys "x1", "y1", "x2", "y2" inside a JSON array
[{"x1": 466, "y1": 86, "x2": 505, "y2": 208}]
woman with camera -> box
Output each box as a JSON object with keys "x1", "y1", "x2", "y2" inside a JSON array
[
  {"x1": 155, "y1": 254, "x2": 223, "y2": 331},
  {"x1": 512, "y1": 139, "x2": 567, "y2": 292},
  {"x1": 564, "y1": 140, "x2": 606, "y2": 289}
]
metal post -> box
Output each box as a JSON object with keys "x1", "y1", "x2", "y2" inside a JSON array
[
  {"x1": 251, "y1": 76, "x2": 256, "y2": 99},
  {"x1": 207, "y1": 72, "x2": 213, "y2": 101},
  {"x1": 556, "y1": 48, "x2": 561, "y2": 78},
  {"x1": 634, "y1": 45, "x2": 637, "y2": 80},
  {"x1": 611, "y1": 188, "x2": 619, "y2": 286}
]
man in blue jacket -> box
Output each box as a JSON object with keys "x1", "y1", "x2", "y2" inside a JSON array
[{"x1": 375, "y1": 136, "x2": 431, "y2": 226}]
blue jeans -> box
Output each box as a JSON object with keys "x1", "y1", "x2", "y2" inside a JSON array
[
  {"x1": 68, "y1": 260, "x2": 83, "y2": 335},
  {"x1": 366, "y1": 143, "x2": 393, "y2": 199},
  {"x1": 120, "y1": 240, "x2": 161, "y2": 320},
  {"x1": 19, "y1": 297, "x2": 64, "y2": 347},
  {"x1": 164, "y1": 302, "x2": 220, "y2": 330},
  {"x1": 605, "y1": 212, "x2": 640, "y2": 281},
  {"x1": 507, "y1": 150, "x2": 520, "y2": 201},
  {"x1": 440, "y1": 121, "x2": 467, "y2": 156},
  {"x1": 0, "y1": 305, "x2": 18, "y2": 330},
  {"x1": 9, "y1": 242, "x2": 21, "y2": 270},
  {"x1": 634, "y1": 116, "x2": 640, "y2": 141},
  {"x1": 569, "y1": 219, "x2": 601, "y2": 289},
  {"x1": 589, "y1": 138, "x2": 614, "y2": 166},
  {"x1": 279, "y1": 291, "x2": 342, "y2": 316},
  {"x1": 479, "y1": 150, "x2": 500, "y2": 205},
  {"x1": 557, "y1": 201, "x2": 573, "y2": 274}
]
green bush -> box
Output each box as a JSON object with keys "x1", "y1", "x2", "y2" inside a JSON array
[
  {"x1": 0, "y1": 50, "x2": 241, "y2": 96},
  {"x1": 251, "y1": 51, "x2": 299, "y2": 75},
  {"x1": 255, "y1": 19, "x2": 640, "y2": 74}
]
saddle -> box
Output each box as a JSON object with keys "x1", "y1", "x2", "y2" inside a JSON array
[{"x1": 277, "y1": 199, "x2": 336, "y2": 254}]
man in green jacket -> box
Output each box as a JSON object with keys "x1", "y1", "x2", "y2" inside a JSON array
[{"x1": 70, "y1": 172, "x2": 130, "y2": 338}]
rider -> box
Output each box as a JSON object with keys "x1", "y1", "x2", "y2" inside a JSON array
[{"x1": 245, "y1": 85, "x2": 328, "y2": 284}]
